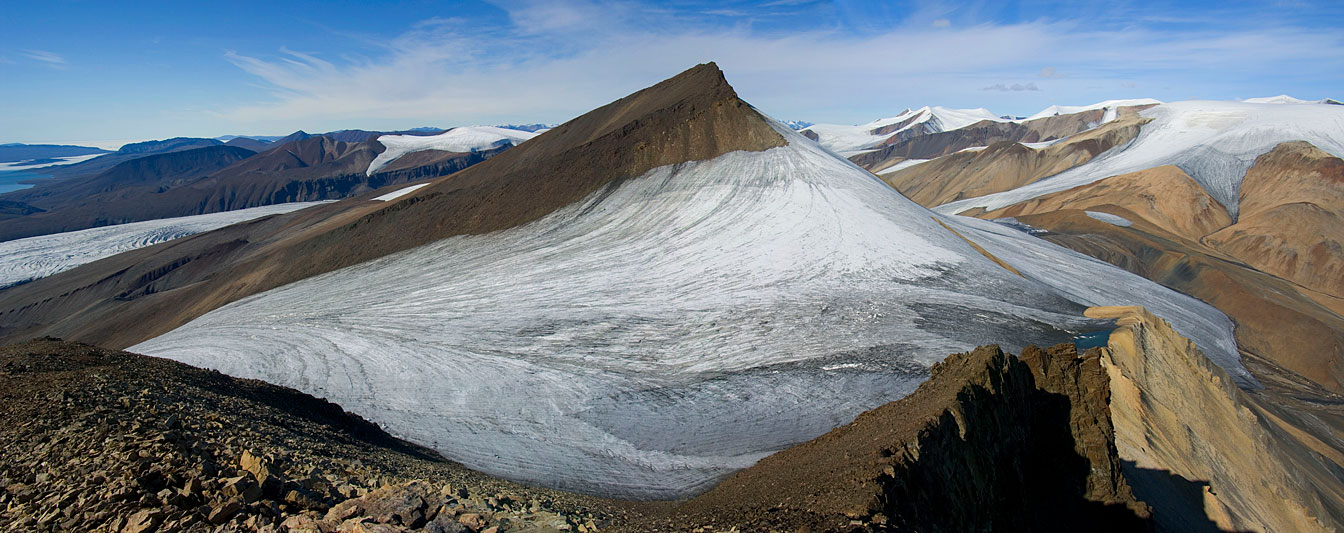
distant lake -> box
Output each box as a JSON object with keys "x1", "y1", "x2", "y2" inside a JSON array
[{"x1": 0, "y1": 170, "x2": 51, "y2": 194}]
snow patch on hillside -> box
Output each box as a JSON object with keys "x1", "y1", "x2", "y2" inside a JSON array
[
  {"x1": 373, "y1": 183, "x2": 430, "y2": 202},
  {"x1": 368, "y1": 126, "x2": 539, "y2": 175}
]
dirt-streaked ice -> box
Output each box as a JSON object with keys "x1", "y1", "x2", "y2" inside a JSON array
[
  {"x1": 133, "y1": 123, "x2": 1243, "y2": 498},
  {"x1": 0, "y1": 202, "x2": 328, "y2": 289}
]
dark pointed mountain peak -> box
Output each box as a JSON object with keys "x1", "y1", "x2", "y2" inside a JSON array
[{"x1": 0, "y1": 62, "x2": 787, "y2": 348}]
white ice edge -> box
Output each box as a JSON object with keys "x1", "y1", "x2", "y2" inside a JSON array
[
  {"x1": 373, "y1": 183, "x2": 431, "y2": 202},
  {"x1": 1085, "y1": 210, "x2": 1133, "y2": 227},
  {"x1": 0, "y1": 202, "x2": 330, "y2": 289}
]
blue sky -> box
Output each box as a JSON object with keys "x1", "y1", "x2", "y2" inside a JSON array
[{"x1": 3, "y1": 0, "x2": 1342, "y2": 146}]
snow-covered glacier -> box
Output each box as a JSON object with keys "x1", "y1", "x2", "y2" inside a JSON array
[
  {"x1": 132, "y1": 123, "x2": 1242, "y2": 498},
  {"x1": 0, "y1": 202, "x2": 328, "y2": 289},
  {"x1": 937, "y1": 100, "x2": 1344, "y2": 217}
]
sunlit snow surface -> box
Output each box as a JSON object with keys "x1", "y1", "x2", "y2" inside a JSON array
[
  {"x1": 937, "y1": 100, "x2": 1344, "y2": 217},
  {"x1": 368, "y1": 126, "x2": 539, "y2": 175},
  {"x1": 373, "y1": 183, "x2": 430, "y2": 202},
  {"x1": 803, "y1": 106, "x2": 1004, "y2": 155},
  {"x1": 0, "y1": 202, "x2": 328, "y2": 289},
  {"x1": 133, "y1": 124, "x2": 1244, "y2": 498}
]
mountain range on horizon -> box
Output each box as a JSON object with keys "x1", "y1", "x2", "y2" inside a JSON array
[{"x1": 1, "y1": 62, "x2": 1343, "y2": 532}]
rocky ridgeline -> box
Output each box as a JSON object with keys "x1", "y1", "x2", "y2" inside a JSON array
[{"x1": 0, "y1": 339, "x2": 615, "y2": 532}]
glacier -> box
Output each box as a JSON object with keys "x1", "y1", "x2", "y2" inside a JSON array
[
  {"x1": 132, "y1": 123, "x2": 1243, "y2": 498},
  {"x1": 937, "y1": 100, "x2": 1344, "y2": 217},
  {"x1": 0, "y1": 202, "x2": 329, "y2": 289}
]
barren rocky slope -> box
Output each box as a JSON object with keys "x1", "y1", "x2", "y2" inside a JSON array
[
  {"x1": 1203, "y1": 141, "x2": 1344, "y2": 299},
  {"x1": 979, "y1": 165, "x2": 1232, "y2": 241},
  {"x1": 0, "y1": 339, "x2": 618, "y2": 532}
]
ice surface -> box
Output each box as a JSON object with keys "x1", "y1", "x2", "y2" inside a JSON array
[
  {"x1": 0, "y1": 153, "x2": 106, "y2": 171},
  {"x1": 1084, "y1": 210, "x2": 1133, "y2": 227},
  {"x1": 368, "y1": 126, "x2": 539, "y2": 175},
  {"x1": 133, "y1": 123, "x2": 1244, "y2": 499},
  {"x1": 938, "y1": 100, "x2": 1344, "y2": 218},
  {"x1": 1024, "y1": 99, "x2": 1162, "y2": 122},
  {"x1": 1242, "y1": 95, "x2": 1333, "y2": 104},
  {"x1": 0, "y1": 202, "x2": 328, "y2": 289},
  {"x1": 373, "y1": 183, "x2": 430, "y2": 202}
]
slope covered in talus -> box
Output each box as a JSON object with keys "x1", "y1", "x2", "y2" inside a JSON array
[{"x1": 126, "y1": 67, "x2": 1243, "y2": 499}]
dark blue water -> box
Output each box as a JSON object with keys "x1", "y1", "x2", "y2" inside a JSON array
[
  {"x1": 0, "y1": 170, "x2": 49, "y2": 194},
  {"x1": 1072, "y1": 330, "x2": 1112, "y2": 350}
]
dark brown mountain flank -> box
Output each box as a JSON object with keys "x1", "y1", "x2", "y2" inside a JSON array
[
  {"x1": 877, "y1": 115, "x2": 1149, "y2": 207},
  {"x1": 1203, "y1": 141, "x2": 1344, "y2": 300},
  {"x1": 0, "y1": 62, "x2": 785, "y2": 349},
  {"x1": 660, "y1": 343, "x2": 1151, "y2": 532},
  {"x1": 0, "y1": 135, "x2": 504, "y2": 242}
]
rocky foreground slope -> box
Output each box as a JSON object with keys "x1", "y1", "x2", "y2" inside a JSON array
[{"x1": 5, "y1": 306, "x2": 1338, "y2": 531}]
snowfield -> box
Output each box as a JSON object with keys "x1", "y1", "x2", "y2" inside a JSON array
[
  {"x1": 0, "y1": 202, "x2": 328, "y2": 289},
  {"x1": 367, "y1": 126, "x2": 540, "y2": 175},
  {"x1": 937, "y1": 100, "x2": 1344, "y2": 217},
  {"x1": 132, "y1": 123, "x2": 1245, "y2": 499},
  {"x1": 802, "y1": 106, "x2": 1004, "y2": 155}
]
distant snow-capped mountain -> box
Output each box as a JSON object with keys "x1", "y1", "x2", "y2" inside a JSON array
[{"x1": 1243, "y1": 94, "x2": 1342, "y2": 105}]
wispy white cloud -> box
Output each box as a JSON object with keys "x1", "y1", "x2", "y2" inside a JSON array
[
  {"x1": 217, "y1": 0, "x2": 1344, "y2": 127},
  {"x1": 983, "y1": 82, "x2": 1040, "y2": 92},
  {"x1": 19, "y1": 49, "x2": 66, "y2": 68}
]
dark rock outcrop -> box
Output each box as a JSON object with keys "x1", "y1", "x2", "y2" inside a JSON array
[{"x1": 659, "y1": 343, "x2": 1151, "y2": 531}]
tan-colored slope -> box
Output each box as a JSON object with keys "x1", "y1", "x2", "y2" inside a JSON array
[
  {"x1": 658, "y1": 343, "x2": 1149, "y2": 531},
  {"x1": 879, "y1": 115, "x2": 1148, "y2": 207},
  {"x1": 982, "y1": 165, "x2": 1233, "y2": 241},
  {"x1": 1204, "y1": 141, "x2": 1344, "y2": 299},
  {"x1": 1012, "y1": 209, "x2": 1344, "y2": 393},
  {"x1": 0, "y1": 62, "x2": 785, "y2": 349},
  {"x1": 1091, "y1": 306, "x2": 1344, "y2": 531}
]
